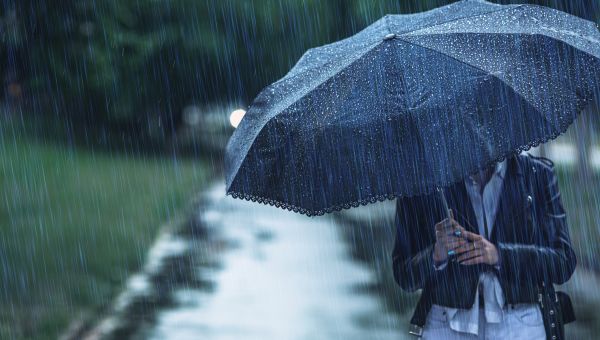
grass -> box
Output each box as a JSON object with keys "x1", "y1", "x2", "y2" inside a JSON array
[{"x1": 0, "y1": 116, "x2": 213, "y2": 339}]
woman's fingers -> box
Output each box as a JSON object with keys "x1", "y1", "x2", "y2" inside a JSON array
[
  {"x1": 457, "y1": 249, "x2": 485, "y2": 262},
  {"x1": 462, "y1": 230, "x2": 483, "y2": 242},
  {"x1": 435, "y1": 216, "x2": 463, "y2": 230},
  {"x1": 435, "y1": 218, "x2": 454, "y2": 231},
  {"x1": 460, "y1": 255, "x2": 485, "y2": 265},
  {"x1": 444, "y1": 238, "x2": 467, "y2": 257},
  {"x1": 453, "y1": 240, "x2": 481, "y2": 255},
  {"x1": 437, "y1": 233, "x2": 466, "y2": 245},
  {"x1": 436, "y1": 221, "x2": 465, "y2": 239},
  {"x1": 446, "y1": 238, "x2": 467, "y2": 250}
]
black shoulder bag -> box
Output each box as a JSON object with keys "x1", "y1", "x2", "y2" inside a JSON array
[{"x1": 537, "y1": 280, "x2": 576, "y2": 340}]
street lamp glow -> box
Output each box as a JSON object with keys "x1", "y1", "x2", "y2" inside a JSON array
[{"x1": 230, "y1": 109, "x2": 246, "y2": 128}]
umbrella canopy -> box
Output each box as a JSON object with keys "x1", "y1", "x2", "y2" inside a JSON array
[{"x1": 224, "y1": 0, "x2": 600, "y2": 216}]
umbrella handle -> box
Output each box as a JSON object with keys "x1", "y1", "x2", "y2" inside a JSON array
[
  {"x1": 436, "y1": 187, "x2": 453, "y2": 219},
  {"x1": 437, "y1": 187, "x2": 461, "y2": 263}
]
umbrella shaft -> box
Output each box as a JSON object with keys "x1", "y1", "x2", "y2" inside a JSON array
[{"x1": 437, "y1": 187, "x2": 452, "y2": 219}]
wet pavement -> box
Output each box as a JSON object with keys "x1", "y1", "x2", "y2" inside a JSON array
[
  {"x1": 74, "y1": 145, "x2": 600, "y2": 340},
  {"x1": 123, "y1": 184, "x2": 405, "y2": 340}
]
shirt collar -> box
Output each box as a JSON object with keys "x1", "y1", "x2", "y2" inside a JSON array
[
  {"x1": 495, "y1": 159, "x2": 507, "y2": 180},
  {"x1": 467, "y1": 159, "x2": 507, "y2": 184}
]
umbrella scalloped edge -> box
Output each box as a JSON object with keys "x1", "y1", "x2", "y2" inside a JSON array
[{"x1": 226, "y1": 106, "x2": 586, "y2": 217}]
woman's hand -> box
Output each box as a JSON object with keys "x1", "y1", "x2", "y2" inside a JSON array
[
  {"x1": 454, "y1": 231, "x2": 499, "y2": 266},
  {"x1": 433, "y1": 213, "x2": 467, "y2": 264}
]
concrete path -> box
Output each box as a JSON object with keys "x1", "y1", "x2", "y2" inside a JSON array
[
  {"x1": 135, "y1": 184, "x2": 404, "y2": 340},
  {"x1": 75, "y1": 143, "x2": 600, "y2": 340}
]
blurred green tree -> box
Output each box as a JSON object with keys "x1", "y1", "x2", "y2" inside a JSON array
[
  {"x1": 10, "y1": 0, "x2": 346, "y2": 142},
  {"x1": 4, "y1": 0, "x2": 598, "y2": 144}
]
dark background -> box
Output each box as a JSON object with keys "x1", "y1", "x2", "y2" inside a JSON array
[{"x1": 2, "y1": 0, "x2": 598, "y2": 149}]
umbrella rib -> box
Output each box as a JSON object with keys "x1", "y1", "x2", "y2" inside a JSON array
[
  {"x1": 396, "y1": 35, "x2": 573, "y2": 153},
  {"x1": 394, "y1": 35, "x2": 542, "y2": 117},
  {"x1": 406, "y1": 28, "x2": 600, "y2": 46},
  {"x1": 394, "y1": 5, "x2": 522, "y2": 37},
  {"x1": 403, "y1": 32, "x2": 600, "y2": 59},
  {"x1": 274, "y1": 41, "x2": 381, "y2": 86},
  {"x1": 284, "y1": 5, "x2": 518, "y2": 83},
  {"x1": 270, "y1": 42, "x2": 384, "y2": 124},
  {"x1": 227, "y1": 41, "x2": 384, "y2": 189}
]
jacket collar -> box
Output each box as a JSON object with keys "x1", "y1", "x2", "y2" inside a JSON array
[
  {"x1": 510, "y1": 154, "x2": 525, "y2": 177},
  {"x1": 490, "y1": 155, "x2": 526, "y2": 243}
]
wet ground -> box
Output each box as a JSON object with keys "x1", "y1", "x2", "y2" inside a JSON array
[
  {"x1": 79, "y1": 183, "x2": 405, "y2": 340},
  {"x1": 73, "y1": 145, "x2": 600, "y2": 340},
  {"x1": 144, "y1": 184, "x2": 404, "y2": 340}
]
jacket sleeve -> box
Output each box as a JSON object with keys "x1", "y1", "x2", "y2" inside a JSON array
[
  {"x1": 391, "y1": 195, "x2": 440, "y2": 292},
  {"x1": 497, "y1": 165, "x2": 577, "y2": 285}
]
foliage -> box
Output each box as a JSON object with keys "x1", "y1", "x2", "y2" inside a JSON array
[
  {"x1": 7, "y1": 0, "x2": 343, "y2": 141},
  {"x1": 3, "y1": 0, "x2": 599, "y2": 142},
  {"x1": 0, "y1": 116, "x2": 211, "y2": 339}
]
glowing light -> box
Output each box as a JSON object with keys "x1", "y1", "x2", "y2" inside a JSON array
[{"x1": 230, "y1": 109, "x2": 246, "y2": 128}]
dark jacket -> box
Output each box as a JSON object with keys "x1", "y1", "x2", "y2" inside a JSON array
[{"x1": 391, "y1": 154, "x2": 576, "y2": 308}]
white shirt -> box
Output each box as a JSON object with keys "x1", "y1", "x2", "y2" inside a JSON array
[{"x1": 433, "y1": 160, "x2": 507, "y2": 336}]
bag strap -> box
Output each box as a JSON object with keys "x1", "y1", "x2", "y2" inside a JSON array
[{"x1": 409, "y1": 290, "x2": 432, "y2": 337}]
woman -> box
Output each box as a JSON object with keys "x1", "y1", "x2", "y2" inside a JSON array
[{"x1": 392, "y1": 154, "x2": 576, "y2": 340}]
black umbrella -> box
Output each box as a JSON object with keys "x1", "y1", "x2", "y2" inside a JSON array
[{"x1": 224, "y1": 0, "x2": 600, "y2": 216}]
